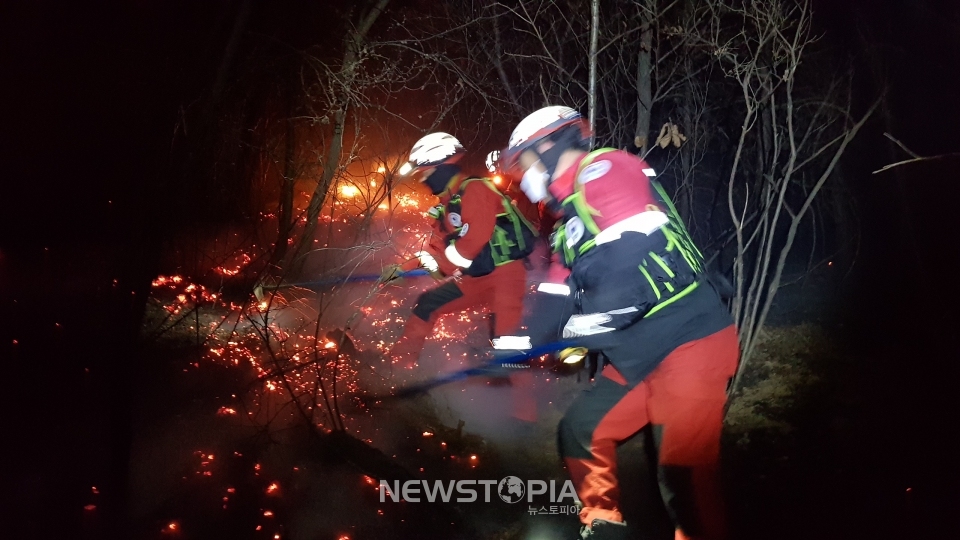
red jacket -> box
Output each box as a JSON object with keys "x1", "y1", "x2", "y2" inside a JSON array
[
  {"x1": 548, "y1": 149, "x2": 661, "y2": 231},
  {"x1": 426, "y1": 174, "x2": 502, "y2": 275}
]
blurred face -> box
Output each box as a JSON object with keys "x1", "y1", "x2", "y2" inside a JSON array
[
  {"x1": 415, "y1": 167, "x2": 435, "y2": 184},
  {"x1": 518, "y1": 149, "x2": 541, "y2": 173},
  {"x1": 518, "y1": 150, "x2": 550, "y2": 203}
]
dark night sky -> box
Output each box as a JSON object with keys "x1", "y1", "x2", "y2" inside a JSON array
[
  {"x1": 1, "y1": 0, "x2": 432, "y2": 248},
  {"x1": 2, "y1": 0, "x2": 959, "y2": 537},
  {"x1": 3, "y1": 0, "x2": 958, "y2": 246}
]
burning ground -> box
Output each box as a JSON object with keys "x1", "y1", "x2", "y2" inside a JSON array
[
  {"x1": 120, "y1": 227, "x2": 910, "y2": 540},
  {"x1": 95, "y1": 178, "x2": 916, "y2": 540}
]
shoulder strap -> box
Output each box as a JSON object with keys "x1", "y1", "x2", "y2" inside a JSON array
[{"x1": 456, "y1": 176, "x2": 501, "y2": 195}]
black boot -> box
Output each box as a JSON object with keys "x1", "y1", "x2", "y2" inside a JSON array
[{"x1": 579, "y1": 519, "x2": 628, "y2": 540}]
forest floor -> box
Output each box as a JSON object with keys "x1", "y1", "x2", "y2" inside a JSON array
[{"x1": 125, "y1": 265, "x2": 921, "y2": 540}]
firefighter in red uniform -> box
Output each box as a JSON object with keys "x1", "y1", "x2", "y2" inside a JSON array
[
  {"x1": 501, "y1": 107, "x2": 740, "y2": 540},
  {"x1": 382, "y1": 133, "x2": 540, "y2": 423},
  {"x1": 485, "y1": 149, "x2": 553, "y2": 271}
]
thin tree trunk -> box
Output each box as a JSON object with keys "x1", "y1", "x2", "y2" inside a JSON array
[
  {"x1": 588, "y1": 0, "x2": 599, "y2": 145},
  {"x1": 291, "y1": 0, "x2": 390, "y2": 273},
  {"x1": 635, "y1": 8, "x2": 653, "y2": 153},
  {"x1": 491, "y1": 3, "x2": 522, "y2": 113},
  {"x1": 270, "y1": 113, "x2": 296, "y2": 269},
  {"x1": 210, "y1": 0, "x2": 253, "y2": 103},
  {"x1": 745, "y1": 97, "x2": 881, "y2": 361}
]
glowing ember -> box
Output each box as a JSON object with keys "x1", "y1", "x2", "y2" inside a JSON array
[
  {"x1": 84, "y1": 504, "x2": 96, "y2": 511},
  {"x1": 167, "y1": 521, "x2": 178, "y2": 531},
  {"x1": 139, "y1": 185, "x2": 477, "y2": 486},
  {"x1": 152, "y1": 275, "x2": 183, "y2": 287},
  {"x1": 263, "y1": 510, "x2": 274, "y2": 517}
]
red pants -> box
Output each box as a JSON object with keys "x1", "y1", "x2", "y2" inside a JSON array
[
  {"x1": 558, "y1": 325, "x2": 739, "y2": 539},
  {"x1": 393, "y1": 260, "x2": 536, "y2": 421}
]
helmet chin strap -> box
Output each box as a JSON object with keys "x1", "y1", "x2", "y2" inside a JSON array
[
  {"x1": 424, "y1": 163, "x2": 461, "y2": 195},
  {"x1": 533, "y1": 125, "x2": 585, "y2": 180},
  {"x1": 536, "y1": 144, "x2": 566, "y2": 180}
]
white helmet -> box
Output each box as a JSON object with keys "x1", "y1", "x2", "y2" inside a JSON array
[
  {"x1": 501, "y1": 106, "x2": 590, "y2": 174},
  {"x1": 485, "y1": 150, "x2": 500, "y2": 173},
  {"x1": 405, "y1": 132, "x2": 465, "y2": 172}
]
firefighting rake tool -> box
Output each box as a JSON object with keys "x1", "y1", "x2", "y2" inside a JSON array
[
  {"x1": 366, "y1": 339, "x2": 578, "y2": 402},
  {"x1": 253, "y1": 269, "x2": 430, "y2": 302}
]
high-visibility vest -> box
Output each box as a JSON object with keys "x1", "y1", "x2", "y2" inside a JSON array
[
  {"x1": 552, "y1": 149, "x2": 706, "y2": 317},
  {"x1": 435, "y1": 176, "x2": 539, "y2": 276}
]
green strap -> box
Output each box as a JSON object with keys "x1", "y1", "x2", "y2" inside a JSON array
[
  {"x1": 564, "y1": 192, "x2": 602, "y2": 235},
  {"x1": 651, "y1": 181, "x2": 705, "y2": 272},
  {"x1": 649, "y1": 252, "x2": 676, "y2": 278},
  {"x1": 638, "y1": 263, "x2": 662, "y2": 301},
  {"x1": 455, "y1": 176, "x2": 537, "y2": 265},
  {"x1": 645, "y1": 281, "x2": 699, "y2": 318},
  {"x1": 468, "y1": 177, "x2": 537, "y2": 239},
  {"x1": 573, "y1": 148, "x2": 617, "y2": 186}
]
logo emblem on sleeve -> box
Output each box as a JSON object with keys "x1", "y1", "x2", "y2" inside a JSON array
[
  {"x1": 565, "y1": 217, "x2": 585, "y2": 248},
  {"x1": 578, "y1": 160, "x2": 611, "y2": 184}
]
